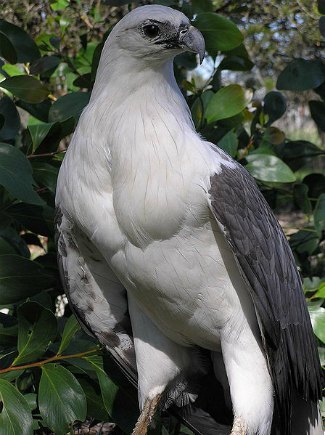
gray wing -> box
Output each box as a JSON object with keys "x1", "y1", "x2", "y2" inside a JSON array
[
  {"x1": 209, "y1": 161, "x2": 322, "y2": 433},
  {"x1": 55, "y1": 207, "x2": 137, "y2": 386}
]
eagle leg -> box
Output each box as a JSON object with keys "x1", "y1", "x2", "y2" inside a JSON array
[
  {"x1": 230, "y1": 416, "x2": 247, "y2": 435},
  {"x1": 132, "y1": 394, "x2": 161, "y2": 435}
]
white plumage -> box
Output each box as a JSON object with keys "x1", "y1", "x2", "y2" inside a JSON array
[{"x1": 56, "y1": 6, "x2": 322, "y2": 435}]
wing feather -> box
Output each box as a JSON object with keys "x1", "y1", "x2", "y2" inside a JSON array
[{"x1": 208, "y1": 161, "x2": 322, "y2": 433}]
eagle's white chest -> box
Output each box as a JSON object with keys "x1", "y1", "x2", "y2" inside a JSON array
[
  {"x1": 58, "y1": 82, "x2": 250, "y2": 351},
  {"x1": 105, "y1": 132, "x2": 246, "y2": 350}
]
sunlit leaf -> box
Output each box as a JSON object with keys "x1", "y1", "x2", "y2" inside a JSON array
[
  {"x1": 309, "y1": 305, "x2": 325, "y2": 344},
  {"x1": 0, "y1": 76, "x2": 49, "y2": 104},
  {"x1": 245, "y1": 154, "x2": 296, "y2": 183},
  {"x1": 205, "y1": 85, "x2": 248, "y2": 123}
]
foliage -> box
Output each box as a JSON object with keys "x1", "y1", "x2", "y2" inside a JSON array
[{"x1": 0, "y1": 1, "x2": 324, "y2": 434}]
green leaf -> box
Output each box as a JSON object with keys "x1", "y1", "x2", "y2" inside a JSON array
[
  {"x1": 293, "y1": 183, "x2": 312, "y2": 215},
  {"x1": 83, "y1": 355, "x2": 119, "y2": 416},
  {"x1": 50, "y1": 0, "x2": 69, "y2": 11},
  {"x1": 16, "y1": 99, "x2": 51, "y2": 123},
  {"x1": 217, "y1": 130, "x2": 238, "y2": 157},
  {"x1": 194, "y1": 13, "x2": 243, "y2": 55},
  {"x1": 0, "y1": 254, "x2": 55, "y2": 304},
  {"x1": 277, "y1": 59, "x2": 325, "y2": 91},
  {"x1": 314, "y1": 193, "x2": 325, "y2": 237},
  {"x1": 58, "y1": 315, "x2": 81, "y2": 355},
  {"x1": 309, "y1": 100, "x2": 325, "y2": 132},
  {"x1": 314, "y1": 282, "x2": 325, "y2": 299},
  {"x1": 0, "y1": 20, "x2": 40, "y2": 63},
  {"x1": 0, "y1": 379, "x2": 33, "y2": 435},
  {"x1": 218, "y1": 44, "x2": 254, "y2": 71},
  {"x1": 32, "y1": 162, "x2": 59, "y2": 193},
  {"x1": 28, "y1": 121, "x2": 60, "y2": 152},
  {"x1": 7, "y1": 203, "x2": 54, "y2": 236},
  {"x1": 263, "y1": 127, "x2": 285, "y2": 145},
  {"x1": 23, "y1": 393, "x2": 38, "y2": 412},
  {"x1": 49, "y1": 91, "x2": 90, "y2": 123},
  {"x1": 39, "y1": 364, "x2": 87, "y2": 435},
  {"x1": 205, "y1": 84, "x2": 248, "y2": 123},
  {"x1": 0, "y1": 31, "x2": 17, "y2": 64},
  {"x1": 280, "y1": 140, "x2": 324, "y2": 160},
  {"x1": 13, "y1": 302, "x2": 57, "y2": 365},
  {"x1": 0, "y1": 142, "x2": 43, "y2": 205},
  {"x1": 245, "y1": 154, "x2": 296, "y2": 183},
  {"x1": 318, "y1": 0, "x2": 325, "y2": 14},
  {"x1": 0, "y1": 95, "x2": 20, "y2": 141},
  {"x1": 78, "y1": 377, "x2": 109, "y2": 421},
  {"x1": 191, "y1": 0, "x2": 213, "y2": 13},
  {"x1": 0, "y1": 76, "x2": 49, "y2": 104},
  {"x1": 309, "y1": 305, "x2": 325, "y2": 344},
  {"x1": 289, "y1": 230, "x2": 319, "y2": 255},
  {"x1": 30, "y1": 55, "x2": 61, "y2": 76},
  {"x1": 83, "y1": 355, "x2": 138, "y2": 433},
  {"x1": 0, "y1": 313, "x2": 17, "y2": 346},
  {"x1": 320, "y1": 16, "x2": 325, "y2": 38},
  {"x1": 263, "y1": 91, "x2": 287, "y2": 124}
]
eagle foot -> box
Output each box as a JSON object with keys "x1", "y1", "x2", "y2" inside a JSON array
[
  {"x1": 230, "y1": 416, "x2": 247, "y2": 435},
  {"x1": 131, "y1": 394, "x2": 161, "y2": 435}
]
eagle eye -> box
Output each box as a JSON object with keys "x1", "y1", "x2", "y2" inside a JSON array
[{"x1": 143, "y1": 24, "x2": 160, "y2": 38}]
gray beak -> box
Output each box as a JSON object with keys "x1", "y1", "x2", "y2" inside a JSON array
[{"x1": 179, "y1": 25, "x2": 205, "y2": 64}]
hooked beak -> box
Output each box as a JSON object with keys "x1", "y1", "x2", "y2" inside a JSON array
[{"x1": 179, "y1": 25, "x2": 205, "y2": 64}]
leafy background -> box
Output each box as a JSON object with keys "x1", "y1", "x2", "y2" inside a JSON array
[{"x1": 0, "y1": 0, "x2": 324, "y2": 433}]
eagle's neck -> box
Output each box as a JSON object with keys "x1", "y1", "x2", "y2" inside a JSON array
[{"x1": 84, "y1": 57, "x2": 197, "y2": 179}]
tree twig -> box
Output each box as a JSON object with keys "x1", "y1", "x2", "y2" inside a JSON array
[{"x1": 0, "y1": 348, "x2": 99, "y2": 375}]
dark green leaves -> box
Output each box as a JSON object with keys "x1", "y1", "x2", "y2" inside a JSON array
[
  {"x1": 13, "y1": 302, "x2": 57, "y2": 366},
  {"x1": 49, "y1": 92, "x2": 90, "y2": 123},
  {"x1": 0, "y1": 255, "x2": 54, "y2": 304},
  {"x1": 0, "y1": 20, "x2": 40, "y2": 64},
  {"x1": 0, "y1": 379, "x2": 33, "y2": 435},
  {"x1": 245, "y1": 154, "x2": 296, "y2": 183},
  {"x1": 0, "y1": 96, "x2": 20, "y2": 141},
  {"x1": 0, "y1": 76, "x2": 49, "y2": 103},
  {"x1": 314, "y1": 194, "x2": 325, "y2": 237},
  {"x1": 83, "y1": 355, "x2": 138, "y2": 433},
  {"x1": 0, "y1": 142, "x2": 43, "y2": 205},
  {"x1": 263, "y1": 91, "x2": 287, "y2": 124},
  {"x1": 58, "y1": 315, "x2": 81, "y2": 355},
  {"x1": 39, "y1": 364, "x2": 87, "y2": 435},
  {"x1": 277, "y1": 59, "x2": 325, "y2": 91},
  {"x1": 218, "y1": 130, "x2": 238, "y2": 157},
  {"x1": 194, "y1": 13, "x2": 243, "y2": 55},
  {"x1": 318, "y1": 0, "x2": 325, "y2": 14},
  {"x1": 205, "y1": 84, "x2": 247, "y2": 123},
  {"x1": 309, "y1": 100, "x2": 325, "y2": 132}
]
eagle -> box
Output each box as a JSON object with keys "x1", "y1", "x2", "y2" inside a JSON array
[{"x1": 55, "y1": 5, "x2": 322, "y2": 435}]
